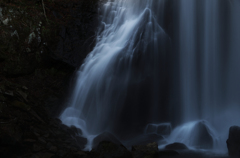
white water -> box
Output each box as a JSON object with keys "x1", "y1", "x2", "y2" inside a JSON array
[
  {"x1": 159, "y1": 120, "x2": 219, "y2": 150},
  {"x1": 60, "y1": 0, "x2": 240, "y2": 153},
  {"x1": 178, "y1": 0, "x2": 240, "y2": 153},
  {"x1": 60, "y1": 0, "x2": 168, "y2": 150}
]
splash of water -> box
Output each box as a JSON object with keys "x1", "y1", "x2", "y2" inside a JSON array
[{"x1": 163, "y1": 120, "x2": 218, "y2": 149}]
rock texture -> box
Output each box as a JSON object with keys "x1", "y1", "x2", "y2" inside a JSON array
[
  {"x1": 93, "y1": 141, "x2": 132, "y2": 158},
  {"x1": 227, "y1": 126, "x2": 240, "y2": 157},
  {"x1": 189, "y1": 120, "x2": 214, "y2": 149},
  {"x1": 92, "y1": 132, "x2": 122, "y2": 149},
  {"x1": 165, "y1": 142, "x2": 188, "y2": 150},
  {"x1": 49, "y1": 0, "x2": 99, "y2": 67},
  {"x1": 0, "y1": 0, "x2": 100, "y2": 113},
  {"x1": 0, "y1": 104, "x2": 88, "y2": 157},
  {"x1": 0, "y1": 0, "x2": 100, "y2": 157}
]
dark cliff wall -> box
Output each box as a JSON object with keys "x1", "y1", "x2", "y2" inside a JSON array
[
  {"x1": 0, "y1": 0, "x2": 100, "y2": 157},
  {"x1": 0, "y1": 0, "x2": 100, "y2": 115}
]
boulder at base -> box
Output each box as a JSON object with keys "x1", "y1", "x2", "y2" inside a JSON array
[
  {"x1": 227, "y1": 126, "x2": 240, "y2": 157},
  {"x1": 128, "y1": 134, "x2": 163, "y2": 148},
  {"x1": 190, "y1": 120, "x2": 214, "y2": 149},
  {"x1": 168, "y1": 120, "x2": 214, "y2": 149},
  {"x1": 92, "y1": 132, "x2": 122, "y2": 149},
  {"x1": 94, "y1": 141, "x2": 132, "y2": 158},
  {"x1": 132, "y1": 142, "x2": 158, "y2": 152},
  {"x1": 131, "y1": 142, "x2": 158, "y2": 158},
  {"x1": 165, "y1": 142, "x2": 188, "y2": 150}
]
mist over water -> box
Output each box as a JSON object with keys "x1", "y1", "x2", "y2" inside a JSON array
[
  {"x1": 177, "y1": 0, "x2": 240, "y2": 152},
  {"x1": 60, "y1": 0, "x2": 240, "y2": 152}
]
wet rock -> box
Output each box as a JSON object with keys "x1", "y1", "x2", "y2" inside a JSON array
[
  {"x1": 92, "y1": 132, "x2": 122, "y2": 149},
  {"x1": 33, "y1": 143, "x2": 44, "y2": 152},
  {"x1": 0, "y1": 134, "x2": 26, "y2": 156},
  {"x1": 147, "y1": 142, "x2": 158, "y2": 151},
  {"x1": 51, "y1": 0, "x2": 99, "y2": 67},
  {"x1": 50, "y1": 118, "x2": 62, "y2": 127},
  {"x1": 190, "y1": 121, "x2": 214, "y2": 149},
  {"x1": 165, "y1": 142, "x2": 188, "y2": 150},
  {"x1": 146, "y1": 123, "x2": 172, "y2": 135},
  {"x1": 46, "y1": 142, "x2": 53, "y2": 149},
  {"x1": 49, "y1": 146, "x2": 58, "y2": 153},
  {"x1": 46, "y1": 142, "x2": 58, "y2": 153},
  {"x1": 69, "y1": 147, "x2": 78, "y2": 152},
  {"x1": 65, "y1": 151, "x2": 89, "y2": 158},
  {"x1": 172, "y1": 120, "x2": 214, "y2": 149},
  {"x1": 129, "y1": 134, "x2": 163, "y2": 148},
  {"x1": 227, "y1": 126, "x2": 240, "y2": 157},
  {"x1": 10, "y1": 101, "x2": 31, "y2": 111},
  {"x1": 158, "y1": 150, "x2": 180, "y2": 157},
  {"x1": 23, "y1": 128, "x2": 37, "y2": 140},
  {"x1": 0, "y1": 1, "x2": 100, "y2": 157},
  {"x1": 58, "y1": 150, "x2": 68, "y2": 157},
  {"x1": 132, "y1": 142, "x2": 158, "y2": 152},
  {"x1": 142, "y1": 134, "x2": 163, "y2": 144},
  {"x1": 38, "y1": 138, "x2": 47, "y2": 144},
  {"x1": 95, "y1": 141, "x2": 132, "y2": 158},
  {"x1": 0, "y1": 134, "x2": 17, "y2": 146},
  {"x1": 59, "y1": 124, "x2": 71, "y2": 133},
  {"x1": 43, "y1": 133, "x2": 50, "y2": 138},
  {"x1": 4, "y1": 91, "x2": 14, "y2": 96},
  {"x1": 75, "y1": 136, "x2": 87, "y2": 149},
  {"x1": 35, "y1": 152, "x2": 55, "y2": 158},
  {"x1": 33, "y1": 132, "x2": 40, "y2": 137},
  {"x1": 0, "y1": 152, "x2": 16, "y2": 158},
  {"x1": 23, "y1": 139, "x2": 37, "y2": 144},
  {"x1": 16, "y1": 89, "x2": 28, "y2": 102},
  {"x1": 132, "y1": 142, "x2": 158, "y2": 158},
  {"x1": 70, "y1": 125, "x2": 83, "y2": 136}
]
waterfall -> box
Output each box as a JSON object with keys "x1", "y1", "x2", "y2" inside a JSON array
[
  {"x1": 177, "y1": 0, "x2": 240, "y2": 152},
  {"x1": 60, "y1": 0, "x2": 240, "y2": 152},
  {"x1": 60, "y1": 0, "x2": 169, "y2": 149}
]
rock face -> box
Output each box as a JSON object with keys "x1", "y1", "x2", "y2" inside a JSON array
[
  {"x1": 165, "y1": 142, "x2": 188, "y2": 150},
  {"x1": 51, "y1": 0, "x2": 99, "y2": 67},
  {"x1": 169, "y1": 120, "x2": 214, "y2": 149},
  {"x1": 94, "y1": 141, "x2": 132, "y2": 158},
  {"x1": 132, "y1": 142, "x2": 158, "y2": 152},
  {"x1": 0, "y1": 0, "x2": 100, "y2": 157},
  {"x1": 131, "y1": 142, "x2": 180, "y2": 158},
  {"x1": 145, "y1": 123, "x2": 172, "y2": 135},
  {"x1": 0, "y1": 105, "x2": 88, "y2": 157},
  {"x1": 227, "y1": 126, "x2": 240, "y2": 157},
  {"x1": 126, "y1": 134, "x2": 163, "y2": 149},
  {"x1": 132, "y1": 142, "x2": 159, "y2": 158},
  {"x1": 92, "y1": 132, "x2": 122, "y2": 149},
  {"x1": 158, "y1": 150, "x2": 180, "y2": 157},
  {"x1": 191, "y1": 121, "x2": 214, "y2": 149},
  {"x1": 0, "y1": 0, "x2": 99, "y2": 72}
]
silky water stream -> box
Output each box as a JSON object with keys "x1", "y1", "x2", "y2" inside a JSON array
[{"x1": 60, "y1": 0, "x2": 240, "y2": 154}]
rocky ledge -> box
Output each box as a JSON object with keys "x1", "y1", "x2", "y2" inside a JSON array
[{"x1": 0, "y1": 0, "x2": 98, "y2": 157}]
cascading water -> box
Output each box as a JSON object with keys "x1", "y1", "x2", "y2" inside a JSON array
[
  {"x1": 60, "y1": 0, "x2": 170, "y2": 150},
  {"x1": 60, "y1": 0, "x2": 240, "y2": 153},
  {"x1": 175, "y1": 0, "x2": 240, "y2": 152}
]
